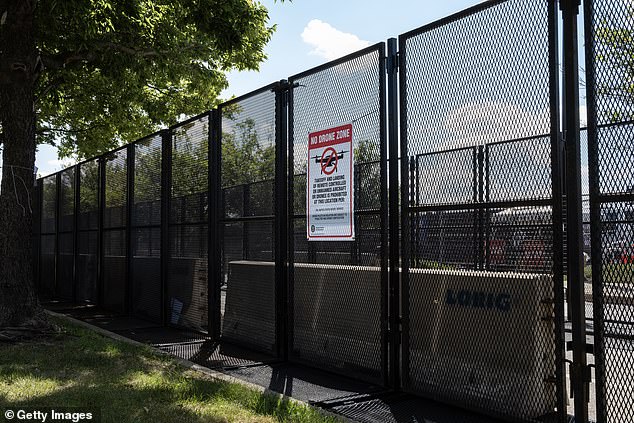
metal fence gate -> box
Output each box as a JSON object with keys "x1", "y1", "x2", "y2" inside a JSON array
[
  {"x1": 584, "y1": 0, "x2": 634, "y2": 421},
  {"x1": 398, "y1": 0, "x2": 565, "y2": 421},
  {"x1": 288, "y1": 44, "x2": 388, "y2": 385}
]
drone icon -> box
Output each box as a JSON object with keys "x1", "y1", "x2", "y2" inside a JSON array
[{"x1": 311, "y1": 148, "x2": 348, "y2": 175}]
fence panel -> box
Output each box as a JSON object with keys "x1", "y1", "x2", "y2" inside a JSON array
[
  {"x1": 399, "y1": 0, "x2": 564, "y2": 421},
  {"x1": 57, "y1": 167, "x2": 75, "y2": 300},
  {"x1": 40, "y1": 174, "x2": 57, "y2": 299},
  {"x1": 218, "y1": 86, "x2": 278, "y2": 354},
  {"x1": 584, "y1": 0, "x2": 634, "y2": 421},
  {"x1": 288, "y1": 44, "x2": 388, "y2": 385},
  {"x1": 131, "y1": 134, "x2": 163, "y2": 322},
  {"x1": 168, "y1": 115, "x2": 209, "y2": 332},
  {"x1": 77, "y1": 159, "x2": 100, "y2": 303},
  {"x1": 102, "y1": 149, "x2": 128, "y2": 313}
]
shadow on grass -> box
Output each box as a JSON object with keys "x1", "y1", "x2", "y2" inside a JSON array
[{"x1": 0, "y1": 319, "x2": 335, "y2": 423}]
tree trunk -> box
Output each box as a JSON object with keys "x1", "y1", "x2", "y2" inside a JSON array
[{"x1": 0, "y1": 0, "x2": 46, "y2": 328}]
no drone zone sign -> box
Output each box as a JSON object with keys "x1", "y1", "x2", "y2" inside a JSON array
[{"x1": 307, "y1": 123, "x2": 355, "y2": 241}]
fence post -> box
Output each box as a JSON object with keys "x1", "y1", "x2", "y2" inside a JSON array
[
  {"x1": 125, "y1": 145, "x2": 135, "y2": 315},
  {"x1": 583, "y1": 0, "x2": 606, "y2": 420},
  {"x1": 54, "y1": 172, "x2": 61, "y2": 299},
  {"x1": 561, "y1": 0, "x2": 590, "y2": 421},
  {"x1": 97, "y1": 157, "x2": 106, "y2": 308},
  {"x1": 209, "y1": 109, "x2": 221, "y2": 339},
  {"x1": 387, "y1": 37, "x2": 401, "y2": 390},
  {"x1": 73, "y1": 165, "x2": 80, "y2": 302},
  {"x1": 286, "y1": 80, "x2": 296, "y2": 362},
  {"x1": 274, "y1": 80, "x2": 289, "y2": 360},
  {"x1": 548, "y1": 0, "x2": 568, "y2": 420},
  {"x1": 161, "y1": 129, "x2": 172, "y2": 327}
]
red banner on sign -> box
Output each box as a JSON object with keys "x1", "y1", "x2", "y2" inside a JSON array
[{"x1": 308, "y1": 124, "x2": 353, "y2": 150}]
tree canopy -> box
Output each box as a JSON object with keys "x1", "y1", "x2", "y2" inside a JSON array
[
  {"x1": 30, "y1": 0, "x2": 275, "y2": 159},
  {"x1": 594, "y1": 2, "x2": 634, "y2": 122}
]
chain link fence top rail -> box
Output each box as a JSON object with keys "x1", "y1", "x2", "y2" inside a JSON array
[
  {"x1": 288, "y1": 43, "x2": 387, "y2": 385},
  {"x1": 399, "y1": 0, "x2": 563, "y2": 421},
  {"x1": 584, "y1": 0, "x2": 634, "y2": 421}
]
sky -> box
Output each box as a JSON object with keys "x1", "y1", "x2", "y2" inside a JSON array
[{"x1": 27, "y1": 0, "x2": 486, "y2": 179}]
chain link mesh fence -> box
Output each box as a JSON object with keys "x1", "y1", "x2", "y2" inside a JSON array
[
  {"x1": 219, "y1": 88, "x2": 278, "y2": 354},
  {"x1": 30, "y1": 1, "x2": 634, "y2": 420},
  {"x1": 77, "y1": 159, "x2": 100, "y2": 303},
  {"x1": 399, "y1": 0, "x2": 563, "y2": 420},
  {"x1": 40, "y1": 174, "x2": 57, "y2": 299},
  {"x1": 102, "y1": 148, "x2": 128, "y2": 313},
  {"x1": 131, "y1": 134, "x2": 163, "y2": 322},
  {"x1": 168, "y1": 116, "x2": 209, "y2": 332},
  {"x1": 584, "y1": 0, "x2": 634, "y2": 420},
  {"x1": 289, "y1": 45, "x2": 387, "y2": 385}
]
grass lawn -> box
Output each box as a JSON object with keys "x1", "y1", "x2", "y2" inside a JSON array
[
  {"x1": 0, "y1": 317, "x2": 337, "y2": 423},
  {"x1": 584, "y1": 263, "x2": 634, "y2": 284}
]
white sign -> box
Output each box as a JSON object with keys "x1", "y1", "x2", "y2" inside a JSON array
[{"x1": 307, "y1": 123, "x2": 354, "y2": 241}]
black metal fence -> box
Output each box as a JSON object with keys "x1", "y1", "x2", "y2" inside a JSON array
[
  {"x1": 398, "y1": 1, "x2": 564, "y2": 421},
  {"x1": 585, "y1": 0, "x2": 634, "y2": 421},
  {"x1": 288, "y1": 44, "x2": 388, "y2": 385},
  {"x1": 31, "y1": 0, "x2": 631, "y2": 422}
]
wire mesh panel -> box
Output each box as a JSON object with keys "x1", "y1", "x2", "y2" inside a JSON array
[
  {"x1": 32, "y1": 180, "x2": 41, "y2": 296},
  {"x1": 77, "y1": 159, "x2": 100, "y2": 303},
  {"x1": 56, "y1": 168, "x2": 75, "y2": 300},
  {"x1": 40, "y1": 175, "x2": 57, "y2": 299},
  {"x1": 399, "y1": 0, "x2": 562, "y2": 421},
  {"x1": 168, "y1": 116, "x2": 208, "y2": 332},
  {"x1": 103, "y1": 149, "x2": 128, "y2": 313},
  {"x1": 219, "y1": 88, "x2": 277, "y2": 354},
  {"x1": 289, "y1": 44, "x2": 387, "y2": 384},
  {"x1": 584, "y1": 0, "x2": 634, "y2": 420},
  {"x1": 131, "y1": 135, "x2": 162, "y2": 322}
]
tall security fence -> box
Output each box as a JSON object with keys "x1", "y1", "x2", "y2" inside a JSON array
[
  {"x1": 288, "y1": 44, "x2": 388, "y2": 385},
  {"x1": 32, "y1": 0, "x2": 631, "y2": 422},
  {"x1": 585, "y1": 0, "x2": 634, "y2": 421},
  {"x1": 398, "y1": 1, "x2": 564, "y2": 421}
]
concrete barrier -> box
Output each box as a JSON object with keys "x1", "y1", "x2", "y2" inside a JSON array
[
  {"x1": 225, "y1": 261, "x2": 383, "y2": 382},
  {"x1": 167, "y1": 257, "x2": 208, "y2": 331},
  {"x1": 224, "y1": 261, "x2": 557, "y2": 417},
  {"x1": 222, "y1": 261, "x2": 276, "y2": 353},
  {"x1": 292, "y1": 262, "x2": 383, "y2": 382},
  {"x1": 407, "y1": 268, "x2": 556, "y2": 419}
]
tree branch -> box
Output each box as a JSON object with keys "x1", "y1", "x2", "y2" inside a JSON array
[
  {"x1": 37, "y1": 123, "x2": 106, "y2": 135},
  {"x1": 35, "y1": 76, "x2": 64, "y2": 106},
  {"x1": 40, "y1": 41, "x2": 207, "y2": 71}
]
